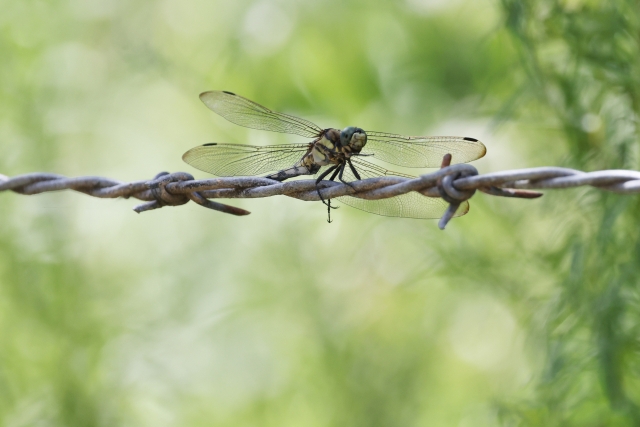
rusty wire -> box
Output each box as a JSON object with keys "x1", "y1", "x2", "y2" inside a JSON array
[{"x1": 2, "y1": 160, "x2": 640, "y2": 229}]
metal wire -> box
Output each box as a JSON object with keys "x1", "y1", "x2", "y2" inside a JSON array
[{"x1": 2, "y1": 163, "x2": 640, "y2": 229}]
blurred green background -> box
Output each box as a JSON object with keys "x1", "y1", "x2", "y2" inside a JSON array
[{"x1": 1, "y1": 0, "x2": 640, "y2": 426}]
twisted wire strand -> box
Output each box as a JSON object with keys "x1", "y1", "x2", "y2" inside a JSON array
[{"x1": 2, "y1": 164, "x2": 640, "y2": 229}]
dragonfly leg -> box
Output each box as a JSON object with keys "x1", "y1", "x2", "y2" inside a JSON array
[
  {"x1": 323, "y1": 166, "x2": 343, "y2": 223},
  {"x1": 338, "y1": 162, "x2": 357, "y2": 192},
  {"x1": 315, "y1": 164, "x2": 339, "y2": 209},
  {"x1": 346, "y1": 159, "x2": 361, "y2": 180},
  {"x1": 328, "y1": 166, "x2": 341, "y2": 181}
]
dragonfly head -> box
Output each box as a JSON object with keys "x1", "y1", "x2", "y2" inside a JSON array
[{"x1": 339, "y1": 127, "x2": 367, "y2": 152}]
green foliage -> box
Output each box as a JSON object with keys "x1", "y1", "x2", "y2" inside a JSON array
[{"x1": 496, "y1": 0, "x2": 640, "y2": 424}]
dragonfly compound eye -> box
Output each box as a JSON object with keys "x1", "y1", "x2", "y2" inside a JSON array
[
  {"x1": 339, "y1": 127, "x2": 367, "y2": 150},
  {"x1": 340, "y1": 126, "x2": 358, "y2": 147}
]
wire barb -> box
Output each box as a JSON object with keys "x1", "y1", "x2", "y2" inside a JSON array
[
  {"x1": 134, "y1": 171, "x2": 251, "y2": 216},
  {"x1": 2, "y1": 160, "x2": 640, "y2": 227},
  {"x1": 435, "y1": 154, "x2": 478, "y2": 229}
]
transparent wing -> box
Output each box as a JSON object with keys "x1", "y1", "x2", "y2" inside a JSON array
[
  {"x1": 182, "y1": 143, "x2": 310, "y2": 176},
  {"x1": 316, "y1": 157, "x2": 469, "y2": 219},
  {"x1": 200, "y1": 91, "x2": 324, "y2": 138},
  {"x1": 364, "y1": 132, "x2": 486, "y2": 168}
]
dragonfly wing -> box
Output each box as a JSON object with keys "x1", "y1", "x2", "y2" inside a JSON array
[
  {"x1": 364, "y1": 131, "x2": 486, "y2": 168},
  {"x1": 316, "y1": 157, "x2": 469, "y2": 219},
  {"x1": 183, "y1": 143, "x2": 310, "y2": 177},
  {"x1": 200, "y1": 91, "x2": 324, "y2": 138}
]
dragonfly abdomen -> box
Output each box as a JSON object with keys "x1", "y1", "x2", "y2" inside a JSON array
[
  {"x1": 265, "y1": 163, "x2": 320, "y2": 181},
  {"x1": 264, "y1": 136, "x2": 337, "y2": 182}
]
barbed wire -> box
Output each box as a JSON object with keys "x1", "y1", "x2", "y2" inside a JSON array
[{"x1": 2, "y1": 158, "x2": 640, "y2": 229}]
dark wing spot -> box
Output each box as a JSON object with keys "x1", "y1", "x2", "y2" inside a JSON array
[
  {"x1": 222, "y1": 91, "x2": 236, "y2": 95},
  {"x1": 463, "y1": 137, "x2": 478, "y2": 142},
  {"x1": 202, "y1": 143, "x2": 217, "y2": 146}
]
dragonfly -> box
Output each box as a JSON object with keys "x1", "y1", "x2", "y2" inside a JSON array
[{"x1": 183, "y1": 91, "x2": 486, "y2": 221}]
